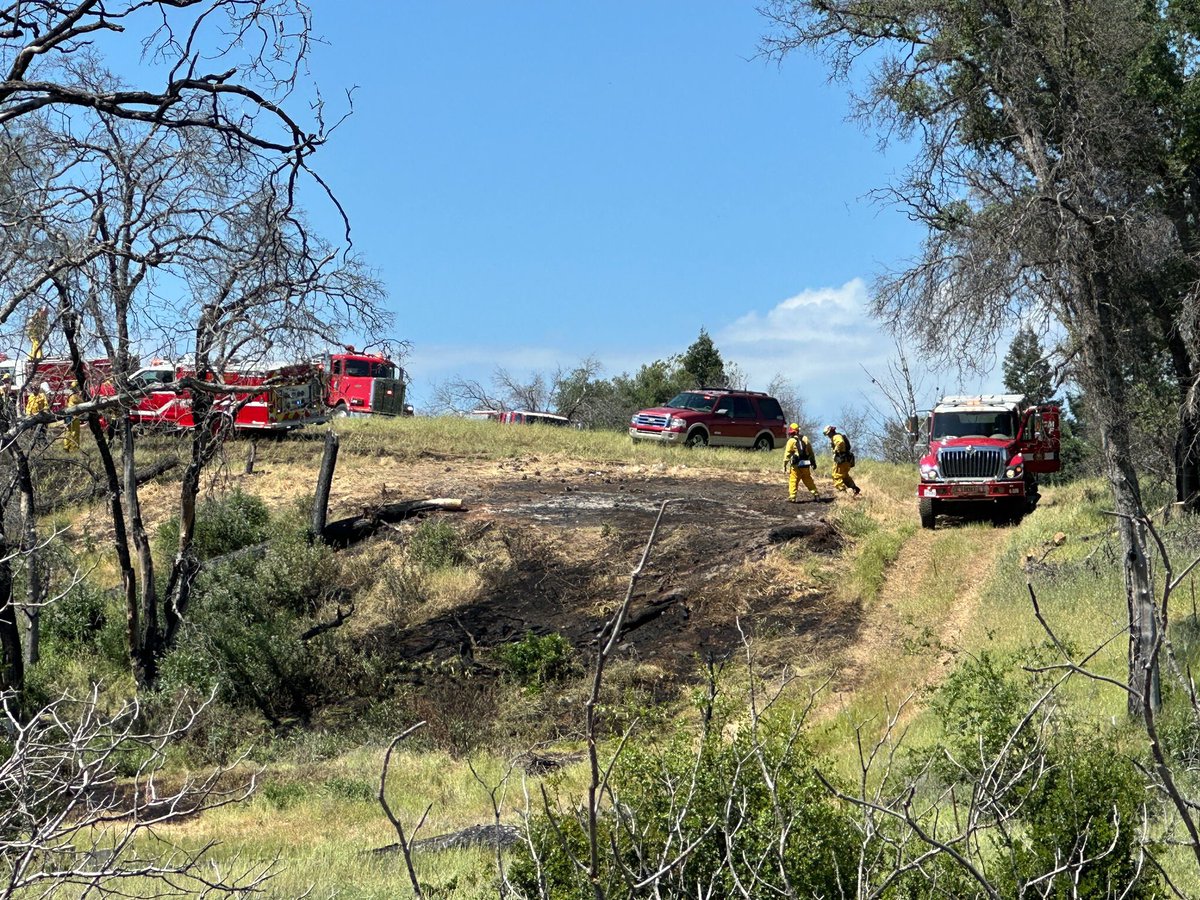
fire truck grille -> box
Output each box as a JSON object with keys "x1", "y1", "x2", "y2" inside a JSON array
[
  {"x1": 939, "y1": 447, "x2": 1005, "y2": 479},
  {"x1": 633, "y1": 413, "x2": 670, "y2": 428}
]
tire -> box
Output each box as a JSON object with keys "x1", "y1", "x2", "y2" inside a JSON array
[
  {"x1": 753, "y1": 433, "x2": 773, "y2": 451},
  {"x1": 684, "y1": 429, "x2": 708, "y2": 448},
  {"x1": 919, "y1": 497, "x2": 937, "y2": 530},
  {"x1": 332, "y1": 403, "x2": 349, "y2": 419}
]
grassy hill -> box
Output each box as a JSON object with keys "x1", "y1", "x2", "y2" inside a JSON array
[{"x1": 28, "y1": 416, "x2": 1200, "y2": 897}]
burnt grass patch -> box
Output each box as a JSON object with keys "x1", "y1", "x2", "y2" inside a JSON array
[{"x1": 341, "y1": 473, "x2": 864, "y2": 749}]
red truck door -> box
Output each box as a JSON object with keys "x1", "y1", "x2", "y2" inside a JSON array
[{"x1": 1020, "y1": 405, "x2": 1062, "y2": 474}]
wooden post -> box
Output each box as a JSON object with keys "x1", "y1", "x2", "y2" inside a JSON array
[
  {"x1": 311, "y1": 431, "x2": 340, "y2": 542},
  {"x1": 244, "y1": 439, "x2": 257, "y2": 475}
]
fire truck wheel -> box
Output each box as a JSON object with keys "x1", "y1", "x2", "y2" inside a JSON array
[
  {"x1": 918, "y1": 497, "x2": 937, "y2": 530},
  {"x1": 332, "y1": 403, "x2": 349, "y2": 419},
  {"x1": 684, "y1": 429, "x2": 708, "y2": 448}
]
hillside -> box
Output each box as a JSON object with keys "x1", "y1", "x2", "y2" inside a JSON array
[{"x1": 35, "y1": 417, "x2": 1164, "y2": 898}]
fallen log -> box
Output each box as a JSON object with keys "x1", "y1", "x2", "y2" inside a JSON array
[
  {"x1": 373, "y1": 824, "x2": 521, "y2": 855},
  {"x1": 199, "y1": 497, "x2": 465, "y2": 572},
  {"x1": 320, "y1": 498, "x2": 464, "y2": 548}
]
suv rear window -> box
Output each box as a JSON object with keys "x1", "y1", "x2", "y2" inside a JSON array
[
  {"x1": 666, "y1": 392, "x2": 716, "y2": 411},
  {"x1": 756, "y1": 397, "x2": 784, "y2": 420}
]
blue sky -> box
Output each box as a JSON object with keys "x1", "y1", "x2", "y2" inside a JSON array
[{"x1": 299, "y1": 2, "x2": 997, "y2": 422}]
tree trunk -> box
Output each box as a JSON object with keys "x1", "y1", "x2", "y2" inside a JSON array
[
  {"x1": 1082, "y1": 273, "x2": 1162, "y2": 715},
  {"x1": 123, "y1": 418, "x2": 159, "y2": 685},
  {"x1": 62, "y1": 306, "x2": 149, "y2": 686},
  {"x1": 311, "y1": 431, "x2": 339, "y2": 541},
  {"x1": 0, "y1": 485, "x2": 21, "y2": 699},
  {"x1": 14, "y1": 448, "x2": 41, "y2": 668}
]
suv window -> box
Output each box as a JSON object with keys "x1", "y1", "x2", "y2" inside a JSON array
[
  {"x1": 756, "y1": 397, "x2": 784, "y2": 420},
  {"x1": 666, "y1": 392, "x2": 717, "y2": 411},
  {"x1": 729, "y1": 396, "x2": 755, "y2": 418}
]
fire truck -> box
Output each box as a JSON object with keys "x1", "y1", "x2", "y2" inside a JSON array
[
  {"x1": 320, "y1": 348, "x2": 410, "y2": 417},
  {"x1": 13, "y1": 356, "x2": 112, "y2": 410},
  {"x1": 124, "y1": 361, "x2": 327, "y2": 433},
  {"x1": 915, "y1": 394, "x2": 1061, "y2": 529}
]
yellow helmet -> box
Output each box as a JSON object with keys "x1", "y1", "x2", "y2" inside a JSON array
[{"x1": 787, "y1": 422, "x2": 799, "y2": 435}]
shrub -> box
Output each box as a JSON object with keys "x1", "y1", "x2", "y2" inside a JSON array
[
  {"x1": 158, "y1": 526, "x2": 339, "y2": 725},
  {"x1": 510, "y1": 724, "x2": 857, "y2": 898},
  {"x1": 494, "y1": 632, "x2": 576, "y2": 688},
  {"x1": 155, "y1": 488, "x2": 270, "y2": 562},
  {"x1": 41, "y1": 582, "x2": 108, "y2": 649},
  {"x1": 996, "y1": 731, "x2": 1161, "y2": 898},
  {"x1": 407, "y1": 520, "x2": 464, "y2": 570}
]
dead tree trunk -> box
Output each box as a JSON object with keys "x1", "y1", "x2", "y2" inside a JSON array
[
  {"x1": 13, "y1": 447, "x2": 41, "y2": 667},
  {"x1": 311, "y1": 431, "x2": 339, "y2": 541}
]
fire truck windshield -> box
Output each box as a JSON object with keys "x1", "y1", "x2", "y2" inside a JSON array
[
  {"x1": 342, "y1": 359, "x2": 397, "y2": 379},
  {"x1": 932, "y1": 410, "x2": 1017, "y2": 440}
]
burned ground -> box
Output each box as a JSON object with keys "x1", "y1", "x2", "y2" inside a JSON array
[{"x1": 361, "y1": 467, "x2": 857, "y2": 685}]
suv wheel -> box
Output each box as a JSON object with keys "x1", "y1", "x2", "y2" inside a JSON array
[
  {"x1": 685, "y1": 429, "x2": 708, "y2": 448},
  {"x1": 753, "y1": 433, "x2": 773, "y2": 451}
]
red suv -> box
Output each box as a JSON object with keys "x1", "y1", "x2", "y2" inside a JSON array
[{"x1": 629, "y1": 389, "x2": 787, "y2": 450}]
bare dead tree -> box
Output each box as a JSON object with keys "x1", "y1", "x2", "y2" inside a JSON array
[
  {"x1": 0, "y1": 1, "x2": 340, "y2": 199},
  {"x1": 859, "y1": 340, "x2": 935, "y2": 464},
  {"x1": 378, "y1": 721, "x2": 431, "y2": 900},
  {"x1": 0, "y1": 687, "x2": 273, "y2": 896}
]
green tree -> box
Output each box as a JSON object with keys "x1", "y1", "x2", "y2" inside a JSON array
[
  {"x1": 1002, "y1": 326, "x2": 1055, "y2": 405},
  {"x1": 762, "y1": 0, "x2": 1170, "y2": 715},
  {"x1": 680, "y1": 328, "x2": 727, "y2": 388}
]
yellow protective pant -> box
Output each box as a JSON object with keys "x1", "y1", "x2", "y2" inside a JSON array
[
  {"x1": 833, "y1": 462, "x2": 860, "y2": 493},
  {"x1": 789, "y1": 465, "x2": 818, "y2": 499},
  {"x1": 63, "y1": 420, "x2": 80, "y2": 453}
]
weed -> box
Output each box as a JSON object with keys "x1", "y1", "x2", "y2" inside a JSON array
[
  {"x1": 408, "y1": 520, "x2": 465, "y2": 570},
  {"x1": 494, "y1": 631, "x2": 577, "y2": 689}
]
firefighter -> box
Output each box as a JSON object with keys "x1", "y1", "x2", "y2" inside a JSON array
[
  {"x1": 822, "y1": 424, "x2": 861, "y2": 495},
  {"x1": 63, "y1": 386, "x2": 84, "y2": 453},
  {"x1": 25, "y1": 381, "x2": 51, "y2": 447},
  {"x1": 783, "y1": 423, "x2": 819, "y2": 502}
]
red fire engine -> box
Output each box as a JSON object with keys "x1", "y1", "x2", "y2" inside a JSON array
[
  {"x1": 124, "y1": 361, "x2": 327, "y2": 433},
  {"x1": 915, "y1": 394, "x2": 1061, "y2": 528},
  {"x1": 320, "y1": 348, "x2": 410, "y2": 417}
]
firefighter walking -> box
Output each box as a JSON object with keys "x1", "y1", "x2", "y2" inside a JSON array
[
  {"x1": 783, "y1": 423, "x2": 819, "y2": 502},
  {"x1": 63, "y1": 387, "x2": 83, "y2": 453},
  {"x1": 822, "y1": 424, "x2": 861, "y2": 495}
]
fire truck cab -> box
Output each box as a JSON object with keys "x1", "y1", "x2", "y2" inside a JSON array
[
  {"x1": 322, "y1": 349, "x2": 410, "y2": 417},
  {"x1": 915, "y1": 394, "x2": 1061, "y2": 528}
]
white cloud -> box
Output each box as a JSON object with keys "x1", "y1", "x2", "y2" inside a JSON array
[{"x1": 716, "y1": 279, "x2": 899, "y2": 419}]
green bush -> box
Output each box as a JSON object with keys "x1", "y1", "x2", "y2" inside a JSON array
[
  {"x1": 322, "y1": 776, "x2": 376, "y2": 803},
  {"x1": 510, "y1": 724, "x2": 857, "y2": 898},
  {"x1": 41, "y1": 582, "x2": 108, "y2": 648},
  {"x1": 494, "y1": 631, "x2": 576, "y2": 688},
  {"x1": 155, "y1": 488, "x2": 271, "y2": 562},
  {"x1": 262, "y1": 781, "x2": 307, "y2": 810},
  {"x1": 407, "y1": 520, "x2": 464, "y2": 570},
  {"x1": 998, "y1": 731, "x2": 1161, "y2": 898},
  {"x1": 158, "y1": 525, "x2": 338, "y2": 725}
]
